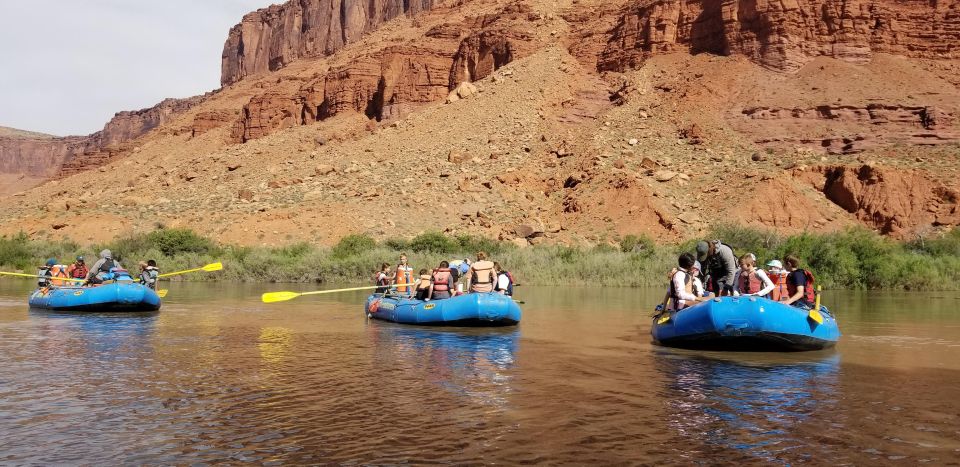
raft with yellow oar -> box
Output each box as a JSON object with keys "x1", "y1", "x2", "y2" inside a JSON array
[
  {"x1": 365, "y1": 292, "x2": 521, "y2": 327},
  {"x1": 28, "y1": 273, "x2": 161, "y2": 312},
  {"x1": 651, "y1": 296, "x2": 840, "y2": 351}
]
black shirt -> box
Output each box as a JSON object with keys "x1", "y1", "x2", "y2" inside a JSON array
[{"x1": 787, "y1": 270, "x2": 809, "y2": 299}]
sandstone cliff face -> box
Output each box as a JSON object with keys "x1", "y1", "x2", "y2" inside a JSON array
[
  {"x1": 0, "y1": 96, "x2": 206, "y2": 178},
  {"x1": 221, "y1": 0, "x2": 435, "y2": 86},
  {"x1": 599, "y1": 0, "x2": 960, "y2": 72},
  {"x1": 230, "y1": 3, "x2": 537, "y2": 143}
]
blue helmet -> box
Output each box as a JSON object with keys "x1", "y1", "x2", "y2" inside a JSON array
[{"x1": 45, "y1": 258, "x2": 57, "y2": 267}]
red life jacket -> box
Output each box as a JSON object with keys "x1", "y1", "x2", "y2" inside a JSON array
[
  {"x1": 737, "y1": 270, "x2": 763, "y2": 295},
  {"x1": 432, "y1": 268, "x2": 452, "y2": 292},
  {"x1": 69, "y1": 263, "x2": 89, "y2": 279},
  {"x1": 786, "y1": 269, "x2": 817, "y2": 303}
]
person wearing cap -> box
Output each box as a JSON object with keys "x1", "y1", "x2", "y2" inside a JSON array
[
  {"x1": 66, "y1": 256, "x2": 89, "y2": 280},
  {"x1": 766, "y1": 259, "x2": 790, "y2": 301},
  {"x1": 696, "y1": 239, "x2": 738, "y2": 296},
  {"x1": 37, "y1": 258, "x2": 56, "y2": 288}
]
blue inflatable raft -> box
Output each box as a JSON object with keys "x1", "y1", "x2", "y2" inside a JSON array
[
  {"x1": 651, "y1": 296, "x2": 840, "y2": 351},
  {"x1": 28, "y1": 282, "x2": 161, "y2": 312},
  {"x1": 364, "y1": 292, "x2": 521, "y2": 327}
]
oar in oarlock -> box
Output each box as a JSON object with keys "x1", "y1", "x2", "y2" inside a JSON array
[{"x1": 262, "y1": 283, "x2": 413, "y2": 303}]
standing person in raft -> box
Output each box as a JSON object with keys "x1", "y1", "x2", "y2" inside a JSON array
[
  {"x1": 696, "y1": 240, "x2": 738, "y2": 296},
  {"x1": 466, "y1": 252, "x2": 496, "y2": 293},
  {"x1": 394, "y1": 253, "x2": 414, "y2": 296}
]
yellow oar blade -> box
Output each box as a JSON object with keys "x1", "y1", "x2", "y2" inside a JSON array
[
  {"x1": 262, "y1": 291, "x2": 303, "y2": 303},
  {"x1": 808, "y1": 309, "x2": 824, "y2": 325},
  {"x1": 157, "y1": 289, "x2": 168, "y2": 298},
  {"x1": 202, "y1": 262, "x2": 223, "y2": 272}
]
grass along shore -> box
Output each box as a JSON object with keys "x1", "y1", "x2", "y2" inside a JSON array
[{"x1": 2, "y1": 226, "x2": 960, "y2": 291}]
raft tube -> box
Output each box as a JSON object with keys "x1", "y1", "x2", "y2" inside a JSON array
[
  {"x1": 28, "y1": 282, "x2": 161, "y2": 312},
  {"x1": 652, "y1": 296, "x2": 840, "y2": 351},
  {"x1": 365, "y1": 292, "x2": 521, "y2": 327}
]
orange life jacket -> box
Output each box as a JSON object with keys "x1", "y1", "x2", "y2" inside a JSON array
[
  {"x1": 49, "y1": 265, "x2": 69, "y2": 287},
  {"x1": 432, "y1": 268, "x2": 452, "y2": 292},
  {"x1": 769, "y1": 271, "x2": 789, "y2": 301},
  {"x1": 786, "y1": 269, "x2": 817, "y2": 303},
  {"x1": 395, "y1": 265, "x2": 413, "y2": 292},
  {"x1": 737, "y1": 270, "x2": 764, "y2": 295},
  {"x1": 471, "y1": 261, "x2": 496, "y2": 292}
]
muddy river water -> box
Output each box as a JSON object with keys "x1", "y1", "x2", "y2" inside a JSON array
[{"x1": 1, "y1": 281, "x2": 958, "y2": 464}]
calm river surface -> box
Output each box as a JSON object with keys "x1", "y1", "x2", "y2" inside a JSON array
[{"x1": 1, "y1": 281, "x2": 958, "y2": 464}]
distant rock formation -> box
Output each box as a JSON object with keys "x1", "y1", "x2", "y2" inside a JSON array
[
  {"x1": 220, "y1": 0, "x2": 436, "y2": 86},
  {"x1": 599, "y1": 0, "x2": 960, "y2": 72}
]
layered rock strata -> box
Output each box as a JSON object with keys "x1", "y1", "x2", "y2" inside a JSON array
[
  {"x1": 221, "y1": 0, "x2": 435, "y2": 86},
  {"x1": 599, "y1": 0, "x2": 960, "y2": 72}
]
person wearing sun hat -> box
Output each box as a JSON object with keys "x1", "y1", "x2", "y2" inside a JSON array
[
  {"x1": 765, "y1": 259, "x2": 790, "y2": 301},
  {"x1": 696, "y1": 239, "x2": 738, "y2": 296}
]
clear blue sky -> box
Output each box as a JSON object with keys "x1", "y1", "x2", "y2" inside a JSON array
[{"x1": 0, "y1": 0, "x2": 272, "y2": 136}]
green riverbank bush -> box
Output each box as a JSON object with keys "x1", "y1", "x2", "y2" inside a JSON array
[{"x1": 2, "y1": 226, "x2": 960, "y2": 290}]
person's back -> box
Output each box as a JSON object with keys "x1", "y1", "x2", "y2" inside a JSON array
[
  {"x1": 469, "y1": 252, "x2": 496, "y2": 293},
  {"x1": 431, "y1": 262, "x2": 454, "y2": 300},
  {"x1": 493, "y1": 262, "x2": 514, "y2": 296},
  {"x1": 414, "y1": 269, "x2": 432, "y2": 300}
]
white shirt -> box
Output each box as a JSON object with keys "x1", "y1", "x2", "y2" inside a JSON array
[
  {"x1": 497, "y1": 273, "x2": 510, "y2": 292},
  {"x1": 672, "y1": 270, "x2": 699, "y2": 308},
  {"x1": 733, "y1": 268, "x2": 775, "y2": 297}
]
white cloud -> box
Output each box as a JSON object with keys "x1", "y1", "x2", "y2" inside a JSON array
[{"x1": 0, "y1": 1, "x2": 273, "y2": 136}]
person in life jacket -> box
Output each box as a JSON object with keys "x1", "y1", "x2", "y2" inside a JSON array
[
  {"x1": 373, "y1": 263, "x2": 392, "y2": 294},
  {"x1": 429, "y1": 261, "x2": 454, "y2": 300},
  {"x1": 696, "y1": 240, "x2": 738, "y2": 296},
  {"x1": 782, "y1": 254, "x2": 817, "y2": 310},
  {"x1": 138, "y1": 260, "x2": 160, "y2": 290},
  {"x1": 414, "y1": 269, "x2": 433, "y2": 300},
  {"x1": 37, "y1": 258, "x2": 56, "y2": 288},
  {"x1": 732, "y1": 254, "x2": 775, "y2": 298},
  {"x1": 85, "y1": 249, "x2": 121, "y2": 285},
  {"x1": 765, "y1": 259, "x2": 790, "y2": 301},
  {"x1": 660, "y1": 253, "x2": 709, "y2": 312},
  {"x1": 493, "y1": 262, "x2": 514, "y2": 297},
  {"x1": 467, "y1": 251, "x2": 496, "y2": 293},
  {"x1": 66, "y1": 256, "x2": 89, "y2": 280},
  {"x1": 394, "y1": 253, "x2": 414, "y2": 295}
]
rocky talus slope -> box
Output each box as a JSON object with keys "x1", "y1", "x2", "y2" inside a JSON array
[{"x1": 0, "y1": 0, "x2": 958, "y2": 246}]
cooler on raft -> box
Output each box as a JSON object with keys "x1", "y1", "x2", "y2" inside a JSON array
[
  {"x1": 364, "y1": 292, "x2": 521, "y2": 327},
  {"x1": 28, "y1": 282, "x2": 162, "y2": 312},
  {"x1": 651, "y1": 296, "x2": 840, "y2": 351}
]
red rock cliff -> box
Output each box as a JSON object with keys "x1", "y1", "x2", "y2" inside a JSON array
[
  {"x1": 599, "y1": 0, "x2": 960, "y2": 72},
  {"x1": 220, "y1": 0, "x2": 436, "y2": 86}
]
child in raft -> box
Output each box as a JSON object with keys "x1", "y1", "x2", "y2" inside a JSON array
[
  {"x1": 414, "y1": 269, "x2": 432, "y2": 300},
  {"x1": 374, "y1": 263, "x2": 391, "y2": 294},
  {"x1": 138, "y1": 260, "x2": 160, "y2": 290},
  {"x1": 732, "y1": 254, "x2": 774, "y2": 298}
]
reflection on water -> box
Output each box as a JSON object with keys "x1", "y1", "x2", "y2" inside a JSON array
[
  {"x1": 656, "y1": 350, "x2": 840, "y2": 463},
  {"x1": 0, "y1": 281, "x2": 958, "y2": 463},
  {"x1": 368, "y1": 324, "x2": 518, "y2": 408}
]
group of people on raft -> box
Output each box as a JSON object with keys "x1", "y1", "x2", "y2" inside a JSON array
[
  {"x1": 662, "y1": 239, "x2": 818, "y2": 312},
  {"x1": 37, "y1": 249, "x2": 161, "y2": 291},
  {"x1": 373, "y1": 251, "x2": 514, "y2": 300}
]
